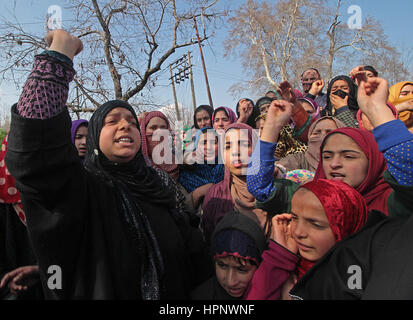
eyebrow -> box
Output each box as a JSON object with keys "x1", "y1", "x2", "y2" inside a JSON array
[{"x1": 322, "y1": 149, "x2": 361, "y2": 154}]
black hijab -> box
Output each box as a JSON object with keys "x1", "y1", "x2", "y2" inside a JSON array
[
  {"x1": 83, "y1": 100, "x2": 176, "y2": 300},
  {"x1": 324, "y1": 75, "x2": 359, "y2": 116},
  {"x1": 193, "y1": 105, "x2": 214, "y2": 129}
]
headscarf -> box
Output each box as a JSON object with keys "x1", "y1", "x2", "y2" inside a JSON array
[
  {"x1": 211, "y1": 211, "x2": 267, "y2": 266},
  {"x1": 193, "y1": 105, "x2": 214, "y2": 129},
  {"x1": 139, "y1": 111, "x2": 179, "y2": 181},
  {"x1": 178, "y1": 127, "x2": 225, "y2": 193},
  {"x1": 356, "y1": 103, "x2": 398, "y2": 131},
  {"x1": 235, "y1": 98, "x2": 260, "y2": 128},
  {"x1": 0, "y1": 135, "x2": 26, "y2": 225},
  {"x1": 324, "y1": 75, "x2": 359, "y2": 116},
  {"x1": 314, "y1": 127, "x2": 392, "y2": 215},
  {"x1": 295, "y1": 179, "x2": 368, "y2": 279},
  {"x1": 202, "y1": 123, "x2": 260, "y2": 243},
  {"x1": 305, "y1": 116, "x2": 346, "y2": 171},
  {"x1": 70, "y1": 119, "x2": 88, "y2": 144},
  {"x1": 298, "y1": 97, "x2": 321, "y2": 120},
  {"x1": 83, "y1": 100, "x2": 176, "y2": 300},
  {"x1": 212, "y1": 106, "x2": 237, "y2": 126},
  {"x1": 388, "y1": 81, "x2": 413, "y2": 128}
]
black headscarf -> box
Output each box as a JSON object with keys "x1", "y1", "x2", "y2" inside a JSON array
[
  {"x1": 324, "y1": 75, "x2": 359, "y2": 116},
  {"x1": 235, "y1": 98, "x2": 260, "y2": 128},
  {"x1": 193, "y1": 105, "x2": 214, "y2": 129},
  {"x1": 83, "y1": 99, "x2": 175, "y2": 300}
]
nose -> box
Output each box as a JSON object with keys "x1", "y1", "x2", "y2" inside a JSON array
[
  {"x1": 225, "y1": 269, "x2": 238, "y2": 288},
  {"x1": 118, "y1": 118, "x2": 131, "y2": 131},
  {"x1": 80, "y1": 136, "x2": 87, "y2": 145},
  {"x1": 292, "y1": 219, "x2": 307, "y2": 240},
  {"x1": 329, "y1": 154, "x2": 342, "y2": 169}
]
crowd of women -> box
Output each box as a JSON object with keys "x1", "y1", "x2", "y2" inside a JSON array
[{"x1": 1, "y1": 29, "x2": 413, "y2": 300}]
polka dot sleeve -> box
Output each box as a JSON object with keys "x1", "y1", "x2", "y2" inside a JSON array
[
  {"x1": 247, "y1": 139, "x2": 278, "y2": 202},
  {"x1": 373, "y1": 120, "x2": 413, "y2": 186}
]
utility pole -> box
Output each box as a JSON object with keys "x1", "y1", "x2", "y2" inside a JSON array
[
  {"x1": 169, "y1": 64, "x2": 181, "y2": 121},
  {"x1": 187, "y1": 51, "x2": 197, "y2": 111},
  {"x1": 169, "y1": 52, "x2": 196, "y2": 120},
  {"x1": 193, "y1": 15, "x2": 213, "y2": 108}
]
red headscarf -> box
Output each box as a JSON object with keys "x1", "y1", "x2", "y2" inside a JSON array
[
  {"x1": 314, "y1": 128, "x2": 392, "y2": 215},
  {"x1": 357, "y1": 103, "x2": 398, "y2": 131},
  {"x1": 0, "y1": 135, "x2": 26, "y2": 225},
  {"x1": 139, "y1": 111, "x2": 179, "y2": 181},
  {"x1": 296, "y1": 179, "x2": 368, "y2": 279}
]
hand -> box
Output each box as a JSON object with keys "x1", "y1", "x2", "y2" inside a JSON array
[
  {"x1": 357, "y1": 77, "x2": 395, "y2": 128},
  {"x1": 329, "y1": 92, "x2": 349, "y2": 110},
  {"x1": 309, "y1": 79, "x2": 325, "y2": 96},
  {"x1": 45, "y1": 29, "x2": 83, "y2": 60},
  {"x1": 0, "y1": 265, "x2": 40, "y2": 295},
  {"x1": 277, "y1": 81, "x2": 297, "y2": 104},
  {"x1": 281, "y1": 273, "x2": 298, "y2": 300},
  {"x1": 350, "y1": 66, "x2": 368, "y2": 86},
  {"x1": 260, "y1": 100, "x2": 293, "y2": 143},
  {"x1": 270, "y1": 214, "x2": 298, "y2": 254},
  {"x1": 237, "y1": 99, "x2": 254, "y2": 123},
  {"x1": 192, "y1": 183, "x2": 213, "y2": 208}
]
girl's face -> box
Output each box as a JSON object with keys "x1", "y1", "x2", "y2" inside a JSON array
[
  {"x1": 196, "y1": 109, "x2": 212, "y2": 129},
  {"x1": 290, "y1": 188, "x2": 335, "y2": 262},
  {"x1": 215, "y1": 256, "x2": 257, "y2": 298},
  {"x1": 145, "y1": 117, "x2": 168, "y2": 135},
  {"x1": 224, "y1": 128, "x2": 252, "y2": 176},
  {"x1": 74, "y1": 125, "x2": 88, "y2": 158},
  {"x1": 321, "y1": 133, "x2": 369, "y2": 188},
  {"x1": 331, "y1": 79, "x2": 350, "y2": 94},
  {"x1": 99, "y1": 107, "x2": 141, "y2": 163},
  {"x1": 198, "y1": 131, "x2": 218, "y2": 162},
  {"x1": 214, "y1": 110, "x2": 230, "y2": 133}
]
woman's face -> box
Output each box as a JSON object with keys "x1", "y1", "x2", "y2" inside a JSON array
[
  {"x1": 331, "y1": 79, "x2": 350, "y2": 94},
  {"x1": 291, "y1": 188, "x2": 335, "y2": 262},
  {"x1": 214, "y1": 110, "x2": 230, "y2": 133},
  {"x1": 399, "y1": 84, "x2": 413, "y2": 98},
  {"x1": 215, "y1": 256, "x2": 257, "y2": 298},
  {"x1": 309, "y1": 119, "x2": 338, "y2": 140},
  {"x1": 321, "y1": 133, "x2": 369, "y2": 188},
  {"x1": 224, "y1": 128, "x2": 252, "y2": 176},
  {"x1": 301, "y1": 101, "x2": 316, "y2": 115},
  {"x1": 99, "y1": 107, "x2": 141, "y2": 163},
  {"x1": 198, "y1": 131, "x2": 218, "y2": 163},
  {"x1": 195, "y1": 109, "x2": 212, "y2": 129},
  {"x1": 145, "y1": 117, "x2": 168, "y2": 135},
  {"x1": 74, "y1": 125, "x2": 88, "y2": 158}
]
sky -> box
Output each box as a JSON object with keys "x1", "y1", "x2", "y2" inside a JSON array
[{"x1": 1, "y1": 0, "x2": 413, "y2": 117}]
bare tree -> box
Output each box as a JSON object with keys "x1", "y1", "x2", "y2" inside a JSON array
[
  {"x1": 224, "y1": 0, "x2": 410, "y2": 97},
  {"x1": 0, "y1": 0, "x2": 225, "y2": 113}
]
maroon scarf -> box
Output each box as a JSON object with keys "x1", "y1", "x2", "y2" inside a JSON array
[
  {"x1": 296, "y1": 179, "x2": 368, "y2": 279},
  {"x1": 314, "y1": 128, "x2": 392, "y2": 215}
]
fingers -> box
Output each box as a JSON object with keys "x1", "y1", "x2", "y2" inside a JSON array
[{"x1": 0, "y1": 268, "x2": 21, "y2": 288}]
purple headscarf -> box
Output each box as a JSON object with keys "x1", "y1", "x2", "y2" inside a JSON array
[
  {"x1": 71, "y1": 119, "x2": 88, "y2": 143},
  {"x1": 212, "y1": 106, "x2": 237, "y2": 125},
  {"x1": 298, "y1": 97, "x2": 321, "y2": 120}
]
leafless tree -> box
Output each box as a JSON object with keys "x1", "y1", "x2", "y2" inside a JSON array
[{"x1": 0, "y1": 0, "x2": 226, "y2": 113}]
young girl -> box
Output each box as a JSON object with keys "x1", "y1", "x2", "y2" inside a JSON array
[
  {"x1": 191, "y1": 211, "x2": 266, "y2": 300},
  {"x1": 71, "y1": 119, "x2": 88, "y2": 160},
  {"x1": 5, "y1": 30, "x2": 209, "y2": 299},
  {"x1": 193, "y1": 105, "x2": 214, "y2": 130},
  {"x1": 212, "y1": 106, "x2": 237, "y2": 134}
]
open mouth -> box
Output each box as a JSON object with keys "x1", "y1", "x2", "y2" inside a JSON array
[
  {"x1": 115, "y1": 136, "x2": 133, "y2": 144},
  {"x1": 330, "y1": 172, "x2": 345, "y2": 180}
]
